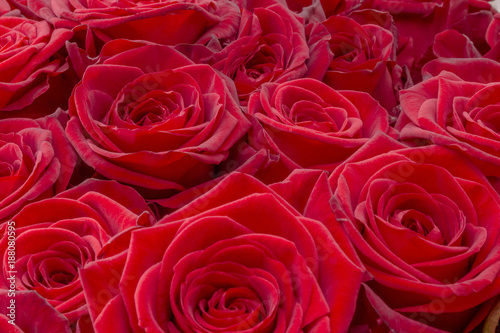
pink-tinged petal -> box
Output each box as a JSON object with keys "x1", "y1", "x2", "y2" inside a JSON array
[
  {"x1": 93, "y1": 294, "x2": 134, "y2": 333},
  {"x1": 103, "y1": 44, "x2": 193, "y2": 72},
  {"x1": 135, "y1": 263, "x2": 166, "y2": 332},
  {"x1": 160, "y1": 172, "x2": 299, "y2": 223},
  {"x1": 301, "y1": 217, "x2": 365, "y2": 332},
  {"x1": 56, "y1": 179, "x2": 152, "y2": 218},
  {"x1": 362, "y1": 284, "x2": 448, "y2": 333},
  {"x1": 120, "y1": 222, "x2": 182, "y2": 332},
  {"x1": 80, "y1": 251, "x2": 128, "y2": 322},
  {"x1": 66, "y1": 118, "x2": 185, "y2": 191},
  {"x1": 0, "y1": 290, "x2": 71, "y2": 332}
]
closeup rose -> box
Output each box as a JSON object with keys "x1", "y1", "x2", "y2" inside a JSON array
[
  {"x1": 0, "y1": 110, "x2": 76, "y2": 221},
  {"x1": 396, "y1": 58, "x2": 500, "y2": 179},
  {"x1": 0, "y1": 290, "x2": 71, "y2": 332},
  {"x1": 247, "y1": 78, "x2": 396, "y2": 182},
  {"x1": 360, "y1": 0, "x2": 495, "y2": 81},
  {"x1": 66, "y1": 43, "x2": 250, "y2": 199},
  {"x1": 80, "y1": 170, "x2": 365, "y2": 332},
  {"x1": 428, "y1": 5, "x2": 499, "y2": 60},
  {"x1": 329, "y1": 134, "x2": 500, "y2": 332},
  {"x1": 0, "y1": 179, "x2": 155, "y2": 329},
  {"x1": 449, "y1": 1, "x2": 496, "y2": 57},
  {"x1": 19, "y1": 0, "x2": 240, "y2": 48},
  {"x1": 206, "y1": 1, "x2": 310, "y2": 103},
  {"x1": 0, "y1": 16, "x2": 73, "y2": 117},
  {"x1": 307, "y1": 13, "x2": 400, "y2": 110}
]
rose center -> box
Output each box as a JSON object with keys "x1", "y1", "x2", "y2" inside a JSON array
[
  {"x1": 0, "y1": 30, "x2": 29, "y2": 51},
  {"x1": 198, "y1": 287, "x2": 266, "y2": 329},
  {"x1": 242, "y1": 44, "x2": 277, "y2": 81},
  {"x1": 34, "y1": 257, "x2": 79, "y2": 288},
  {"x1": 118, "y1": 89, "x2": 186, "y2": 126},
  {"x1": 390, "y1": 209, "x2": 435, "y2": 238}
]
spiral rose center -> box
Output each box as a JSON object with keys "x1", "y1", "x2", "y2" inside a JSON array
[
  {"x1": 31, "y1": 257, "x2": 79, "y2": 288},
  {"x1": 469, "y1": 107, "x2": 500, "y2": 134},
  {"x1": 242, "y1": 44, "x2": 277, "y2": 81},
  {"x1": 0, "y1": 30, "x2": 29, "y2": 51},
  {"x1": 113, "y1": 74, "x2": 199, "y2": 128},
  {"x1": 392, "y1": 210, "x2": 434, "y2": 236},
  {"x1": 330, "y1": 34, "x2": 371, "y2": 63},
  {"x1": 203, "y1": 287, "x2": 265, "y2": 322}
]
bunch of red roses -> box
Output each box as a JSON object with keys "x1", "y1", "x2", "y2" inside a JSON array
[{"x1": 1, "y1": 0, "x2": 500, "y2": 332}]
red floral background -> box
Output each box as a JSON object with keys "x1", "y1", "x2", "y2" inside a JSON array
[{"x1": 1, "y1": 0, "x2": 500, "y2": 332}]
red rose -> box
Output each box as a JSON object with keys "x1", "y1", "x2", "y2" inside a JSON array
[
  {"x1": 23, "y1": 0, "x2": 240, "y2": 47},
  {"x1": 0, "y1": 290, "x2": 71, "y2": 332},
  {"x1": 0, "y1": 179, "x2": 155, "y2": 328},
  {"x1": 307, "y1": 13, "x2": 400, "y2": 110},
  {"x1": 66, "y1": 43, "x2": 250, "y2": 199},
  {"x1": 0, "y1": 110, "x2": 76, "y2": 221},
  {"x1": 360, "y1": 0, "x2": 494, "y2": 81},
  {"x1": 80, "y1": 170, "x2": 365, "y2": 332},
  {"x1": 329, "y1": 134, "x2": 500, "y2": 332},
  {"x1": 0, "y1": 16, "x2": 73, "y2": 117},
  {"x1": 247, "y1": 78, "x2": 397, "y2": 182},
  {"x1": 208, "y1": 1, "x2": 310, "y2": 104},
  {"x1": 396, "y1": 58, "x2": 500, "y2": 179}
]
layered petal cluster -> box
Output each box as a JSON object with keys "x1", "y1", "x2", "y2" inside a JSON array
[
  {"x1": 0, "y1": 180, "x2": 155, "y2": 329},
  {"x1": 396, "y1": 58, "x2": 500, "y2": 178},
  {"x1": 66, "y1": 44, "x2": 251, "y2": 196},
  {"x1": 209, "y1": 1, "x2": 310, "y2": 103},
  {"x1": 0, "y1": 110, "x2": 76, "y2": 221},
  {"x1": 21, "y1": 0, "x2": 241, "y2": 47},
  {"x1": 307, "y1": 13, "x2": 399, "y2": 110},
  {"x1": 0, "y1": 16, "x2": 73, "y2": 116},
  {"x1": 329, "y1": 135, "x2": 500, "y2": 332},
  {"x1": 80, "y1": 170, "x2": 365, "y2": 332},
  {"x1": 247, "y1": 78, "x2": 396, "y2": 181}
]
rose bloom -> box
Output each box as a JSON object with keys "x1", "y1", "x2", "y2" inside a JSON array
[
  {"x1": 0, "y1": 179, "x2": 155, "y2": 330},
  {"x1": 329, "y1": 134, "x2": 500, "y2": 332},
  {"x1": 396, "y1": 58, "x2": 500, "y2": 181},
  {"x1": 307, "y1": 13, "x2": 400, "y2": 111},
  {"x1": 195, "y1": 1, "x2": 311, "y2": 104},
  {"x1": 246, "y1": 78, "x2": 397, "y2": 182},
  {"x1": 20, "y1": 0, "x2": 240, "y2": 47},
  {"x1": 359, "y1": 0, "x2": 495, "y2": 81},
  {"x1": 80, "y1": 170, "x2": 365, "y2": 332},
  {"x1": 0, "y1": 110, "x2": 76, "y2": 222},
  {"x1": 66, "y1": 43, "x2": 250, "y2": 198},
  {"x1": 0, "y1": 16, "x2": 73, "y2": 117}
]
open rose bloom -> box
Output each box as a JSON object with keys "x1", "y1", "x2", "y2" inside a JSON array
[{"x1": 3, "y1": 0, "x2": 500, "y2": 332}]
